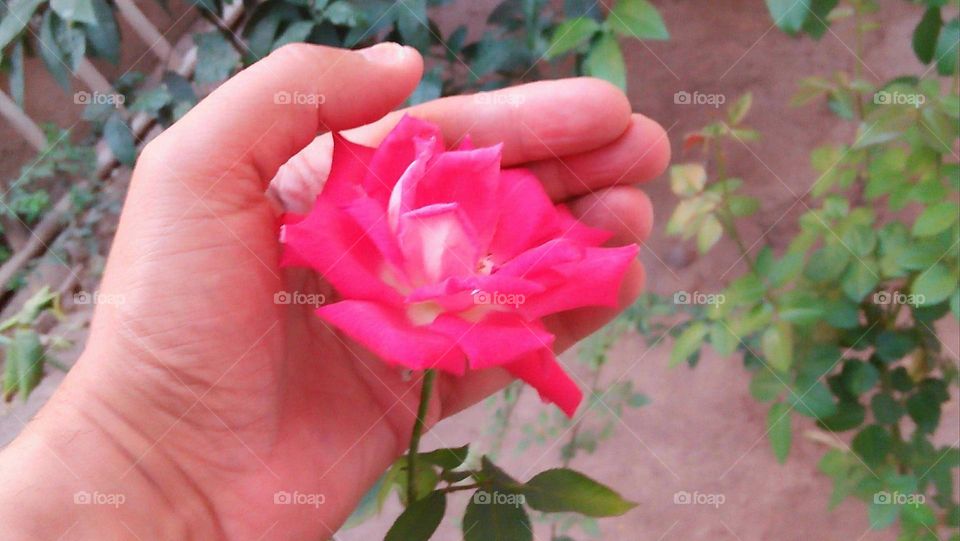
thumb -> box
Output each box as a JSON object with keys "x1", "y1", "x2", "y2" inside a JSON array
[{"x1": 133, "y1": 42, "x2": 423, "y2": 199}]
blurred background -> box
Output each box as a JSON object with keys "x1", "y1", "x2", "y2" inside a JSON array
[{"x1": 1, "y1": 0, "x2": 958, "y2": 539}]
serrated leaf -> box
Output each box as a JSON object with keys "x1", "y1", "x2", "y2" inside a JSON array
[
  {"x1": 463, "y1": 489, "x2": 532, "y2": 541},
  {"x1": 104, "y1": 113, "x2": 136, "y2": 166},
  {"x1": 416, "y1": 445, "x2": 469, "y2": 471},
  {"x1": 669, "y1": 164, "x2": 706, "y2": 196},
  {"x1": 852, "y1": 425, "x2": 891, "y2": 467},
  {"x1": 0, "y1": 0, "x2": 45, "y2": 52},
  {"x1": 194, "y1": 31, "x2": 240, "y2": 84},
  {"x1": 914, "y1": 7, "x2": 942, "y2": 64},
  {"x1": 934, "y1": 17, "x2": 959, "y2": 75},
  {"x1": 911, "y1": 263, "x2": 956, "y2": 306},
  {"x1": 51, "y1": 0, "x2": 97, "y2": 24},
  {"x1": 767, "y1": 402, "x2": 792, "y2": 463},
  {"x1": 761, "y1": 322, "x2": 793, "y2": 372},
  {"x1": 85, "y1": 0, "x2": 121, "y2": 64},
  {"x1": 670, "y1": 323, "x2": 708, "y2": 368},
  {"x1": 583, "y1": 32, "x2": 626, "y2": 90},
  {"x1": 607, "y1": 0, "x2": 668, "y2": 40},
  {"x1": 546, "y1": 17, "x2": 600, "y2": 58},
  {"x1": 912, "y1": 201, "x2": 959, "y2": 237},
  {"x1": 385, "y1": 490, "x2": 445, "y2": 541},
  {"x1": 766, "y1": 0, "x2": 812, "y2": 34},
  {"x1": 522, "y1": 468, "x2": 636, "y2": 517}
]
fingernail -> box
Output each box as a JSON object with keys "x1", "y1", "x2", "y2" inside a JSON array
[{"x1": 358, "y1": 42, "x2": 414, "y2": 64}]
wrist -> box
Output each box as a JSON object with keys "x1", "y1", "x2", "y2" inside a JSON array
[{"x1": 0, "y1": 354, "x2": 223, "y2": 540}]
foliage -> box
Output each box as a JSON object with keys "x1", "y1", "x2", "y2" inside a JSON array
[
  {"x1": 656, "y1": 1, "x2": 960, "y2": 538},
  {"x1": 0, "y1": 286, "x2": 65, "y2": 401}
]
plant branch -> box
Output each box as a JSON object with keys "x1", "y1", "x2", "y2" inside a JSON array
[{"x1": 406, "y1": 368, "x2": 437, "y2": 504}]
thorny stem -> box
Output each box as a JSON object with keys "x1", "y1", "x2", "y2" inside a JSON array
[{"x1": 406, "y1": 368, "x2": 437, "y2": 504}]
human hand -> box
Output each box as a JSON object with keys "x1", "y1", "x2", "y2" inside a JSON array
[{"x1": 0, "y1": 43, "x2": 669, "y2": 540}]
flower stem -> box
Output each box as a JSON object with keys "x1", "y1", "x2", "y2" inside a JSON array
[{"x1": 406, "y1": 368, "x2": 436, "y2": 504}]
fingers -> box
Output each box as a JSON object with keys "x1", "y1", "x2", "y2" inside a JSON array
[
  {"x1": 546, "y1": 187, "x2": 653, "y2": 352},
  {"x1": 341, "y1": 77, "x2": 633, "y2": 165},
  {"x1": 139, "y1": 43, "x2": 423, "y2": 195},
  {"x1": 528, "y1": 114, "x2": 672, "y2": 201}
]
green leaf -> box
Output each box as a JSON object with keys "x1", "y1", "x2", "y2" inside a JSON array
[
  {"x1": 583, "y1": 32, "x2": 626, "y2": 90},
  {"x1": 10, "y1": 40, "x2": 25, "y2": 107},
  {"x1": 841, "y1": 258, "x2": 879, "y2": 302},
  {"x1": 841, "y1": 361, "x2": 878, "y2": 396},
  {"x1": 761, "y1": 322, "x2": 793, "y2": 372},
  {"x1": 50, "y1": 0, "x2": 97, "y2": 24},
  {"x1": 727, "y1": 195, "x2": 759, "y2": 217},
  {"x1": 913, "y1": 7, "x2": 942, "y2": 64},
  {"x1": 934, "y1": 17, "x2": 959, "y2": 75},
  {"x1": 804, "y1": 244, "x2": 849, "y2": 282},
  {"x1": 385, "y1": 490, "x2": 445, "y2": 541},
  {"x1": 870, "y1": 393, "x2": 904, "y2": 425},
  {"x1": 852, "y1": 425, "x2": 891, "y2": 468},
  {"x1": 749, "y1": 369, "x2": 787, "y2": 402},
  {"x1": 912, "y1": 202, "x2": 959, "y2": 237},
  {"x1": 911, "y1": 263, "x2": 957, "y2": 306},
  {"x1": 416, "y1": 445, "x2": 469, "y2": 471},
  {"x1": 868, "y1": 499, "x2": 900, "y2": 529},
  {"x1": 104, "y1": 113, "x2": 136, "y2": 166},
  {"x1": 670, "y1": 322, "x2": 707, "y2": 368},
  {"x1": 607, "y1": 0, "x2": 668, "y2": 40},
  {"x1": 522, "y1": 468, "x2": 636, "y2": 517},
  {"x1": 38, "y1": 10, "x2": 72, "y2": 91},
  {"x1": 697, "y1": 215, "x2": 723, "y2": 253},
  {"x1": 727, "y1": 93, "x2": 753, "y2": 125},
  {"x1": 709, "y1": 322, "x2": 738, "y2": 357},
  {"x1": 766, "y1": 0, "x2": 811, "y2": 34},
  {"x1": 842, "y1": 225, "x2": 877, "y2": 257},
  {"x1": 769, "y1": 252, "x2": 805, "y2": 288},
  {"x1": 0, "y1": 0, "x2": 45, "y2": 52},
  {"x1": 875, "y1": 330, "x2": 915, "y2": 363},
  {"x1": 194, "y1": 31, "x2": 240, "y2": 84},
  {"x1": 767, "y1": 402, "x2": 792, "y2": 463},
  {"x1": 669, "y1": 164, "x2": 706, "y2": 196},
  {"x1": 906, "y1": 392, "x2": 940, "y2": 433},
  {"x1": 790, "y1": 380, "x2": 837, "y2": 419},
  {"x1": 546, "y1": 17, "x2": 600, "y2": 58},
  {"x1": 818, "y1": 400, "x2": 865, "y2": 432},
  {"x1": 463, "y1": 489, "x2": 532, "y2": 541},
  {"x1": 85, "y1": 0, "x2": 121, "y2": 64},
  {"x1": 11, "y1": 329, "x2": 44, "y2": 401}
]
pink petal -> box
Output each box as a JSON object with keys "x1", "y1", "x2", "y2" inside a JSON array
[
  {"x1": 398, "y1": 203, "x2": 480, "y2": 285},
  {"x1": 343, "y1": 196, "x2": 403, "y2": 269},
  {"x1": 321, "y1": 134, "x2": 376, "y2": 204},
  {"x1": 430, "y1": 312, "x2": 554, "y2": 369},
  {"x1": 487, "y1": 168, "x2": 562, "y2": 262},
  {"x1": 494, "y1": 238, "x2": 585, "y2": 279},
  {"x1": 282, "y1": 197, "x2": 402, "y2": 303},
  {"x1": 504, "y1": 349, "x2": 582, "y2": 417},
  {"x1": 406, "y1": 274, "x2": 545, "y2": 312},
  {"x1": 517, "y1": 244, "x2": 639, "y2": 319},
  {"x1": 414, "y1": 144, "x2": 503, "y2": 245},
  {"x1": 364, "y1": 115, "x2": 443, "y2": 203},
  {"x1": 317, "y1": 300, "x2": 466, "y2": 374}
]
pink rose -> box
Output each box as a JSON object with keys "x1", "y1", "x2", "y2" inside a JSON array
[{"x1": 281, "y1": 116, "x2": 638, "y2": 416}]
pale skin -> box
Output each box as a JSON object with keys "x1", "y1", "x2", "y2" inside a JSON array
[{"x1": 0, "y1": 43, "x2": 670, "y2": 540}]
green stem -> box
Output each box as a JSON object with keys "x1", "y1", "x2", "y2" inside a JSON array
[{"x1": 406, "y1": 368, "x2": 437, "y2": 504}]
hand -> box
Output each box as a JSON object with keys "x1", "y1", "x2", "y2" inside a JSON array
[{"x1": 0, "y1": 43, "x2": 669, "y2": 540}]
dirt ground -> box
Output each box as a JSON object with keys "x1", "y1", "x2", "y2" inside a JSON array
[{"x1": 2, "y1": 1, "x2": 959, "y2": 540}]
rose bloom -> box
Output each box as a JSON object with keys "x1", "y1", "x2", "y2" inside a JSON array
[{"x1": 281, "y1": 116, "x2": 638, "y2": 416}]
